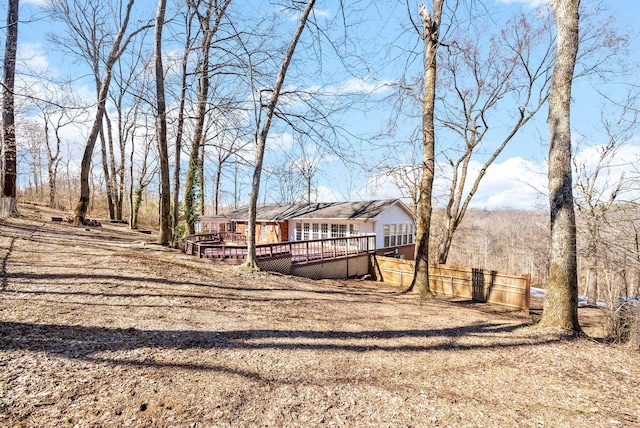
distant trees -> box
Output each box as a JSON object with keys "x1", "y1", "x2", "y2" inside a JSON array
[{"x1": 573, "y1": 91, "x2": 640, "y2": 306}]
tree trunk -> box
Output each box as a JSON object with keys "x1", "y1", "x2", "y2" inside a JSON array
[
  {"x1": 214, "y1": 163, "x2": 222, "y2": 215},
  {"x1": 199, "y1": 140, "x2": 205, "y2": 216},
  {"x1": 244, "y1": 0, "x2": 316, "y2": 269},
  {"x1": 408, "y1": 1, "x2": 443, "y2": 295},
  {"x1": 183, "y1": 19, "x2": 213, "y2": 235},
  {"x1": 540, "y1": 0, "x2": 581, "y2": 332},
  {"x1": 155, "y1": 0, "x2": 171, "y2": 245},
  {"x1": 99, "y1": 122, "x2": 115, "y2": 220},
  {"x1": 585, "y1": 264, "x2": 598, "y2": 306},
  {"x1": 73, "y1": 0, "x2": 140, "y2": 225},
  {"x1": 105, "y1": 111, "x2": 121, "y2": 220},
  {"x1": 171, "y1": 12, "x2": 194, "y2": 246},
  {"x1": 1, "y1": 0, "x2": 20, "y2": 217}
]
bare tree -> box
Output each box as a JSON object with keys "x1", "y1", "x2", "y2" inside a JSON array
[
  {"x1": 1, "y1": 0, "x2": 20, "y2": 217},
  {"x1": 244, "y1": 0, "x2": 316, "y2": 270},
  {"x1": 408, "y1": 0, "x2": 444, "y2": 295},
  {"x1": 183, "y1": 0, "x2": 233, "y2": 234},
  {"x1": 434, "y1": 12, "x2": 554, "y2": 264},
  {"x1": 168, "y1": 7, "x2": 196, "y2": 246},
  {"x1": 109, "y1": 35, "x2": 149, "y2": 222},
  {"x1": 285, "y1": 134, "x2": 326, "y2": 204},
  {"x1": 574, "y1": 91, "x2": 640, "y2": 305},
  {"x1": 48, "y1": 0, "x2": 152, "y2": 224},
  {"x1": 18, "y1": 120, "x2": 45, "y2": 199},
  {"x1": 154, "y1": 0, "x2": 171, "y2": 244},
  {"x1": 204, "y1": 114, "x2": 251, "y2": 215},
  {"x1": 540, "y1": 0, "x2": 581, "y2": 332},
  {"x1": 265, "y1": 162, "x2": 305, "y2": 204}
]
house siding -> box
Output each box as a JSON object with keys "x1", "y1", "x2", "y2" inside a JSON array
[{"x1": 373, "y1": 203, "x2": 415, "y2": 249}]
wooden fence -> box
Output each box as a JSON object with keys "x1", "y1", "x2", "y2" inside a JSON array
[{"x1": 371, "y1": 256, "x2": 530, "y2": 311}]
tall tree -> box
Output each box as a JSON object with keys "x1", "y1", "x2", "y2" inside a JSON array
[
  {"x1": 49, "y1": 0, "x2": 120, "y2": 220},
  {"x1": 244, "y1": 0, "x2": 316, "y2": 270},
  {"x1": 408, "y1": 0, "x2": 444, "y2": 295},
  {"x1": 154, "y1": 0, "x2": 171, "y2": 245},
  {"x1": 1, "y1": 0, "x2": 20, "y2": 217},
  {"x1": 540, "y1": 0, "x2": 581, "y2": 331},
  {"x1": 434, "y1": 12, "x2": 554, "y2": 264},
  {"x1": 170, "y1": 8, "x2": 196, "y2": 246},
  {"x1": 61, "y1": 0, "x2": 150, "y2": 224},
  {"x1": 183, "y1": 0, "x2": 232, "y2": 235}
]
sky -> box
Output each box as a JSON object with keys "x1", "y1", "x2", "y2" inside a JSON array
[{"x1": 7, "y1": 0, "x2": 640, "y2": 211}]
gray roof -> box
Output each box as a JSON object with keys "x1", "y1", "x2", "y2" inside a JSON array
[{"x1": 227, "y1": 199, "x2": 408, "y2": 222}]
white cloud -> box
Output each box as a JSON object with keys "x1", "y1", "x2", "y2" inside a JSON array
[
  {"x1": 314, "y1": 185, "x2": 341, "y2": 202},
  {"x1": 465, "y1": 157, "x2": 547, "y2": 209},
  {"x1": 17, "y1": 42, "x2": 51, "y2": 75},
  {"x1": 338, "y1": 77, "x2": 393, "y2": 96},
  {"x1": 23, "y1": 0, "x2": 51, "y2": 6},
  {"x1": 361, "y1": 156, "x2": 548, "y2": 210}
]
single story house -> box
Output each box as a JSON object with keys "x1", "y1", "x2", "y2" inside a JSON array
[{"x1": 196, "y1": 199, "x2": 416, "y2": 259}]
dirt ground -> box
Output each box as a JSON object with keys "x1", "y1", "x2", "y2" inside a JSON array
[{"x1": 1, "y1": 203, "x2": 639, "y2": 427}]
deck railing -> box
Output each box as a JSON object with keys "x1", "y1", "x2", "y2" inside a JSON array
[{"x1": 184, "y1": 234, "x2": 376, "y2": 264}]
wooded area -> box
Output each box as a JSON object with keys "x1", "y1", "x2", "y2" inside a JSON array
[{"x1": 1, "y1": 0, "x2": 639, "y2": 339}]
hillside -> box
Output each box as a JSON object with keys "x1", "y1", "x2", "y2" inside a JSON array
[{"x1": 1, "y1": 204, "x2": 638, "y2": 426}]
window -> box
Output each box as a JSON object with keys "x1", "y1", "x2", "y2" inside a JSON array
[
  {"x1": 383, "y1": 224, "x2": 390, "y2": 247},
  {"x1": 303, "y1": 223, "x2": 310, "y2": 240},
  {"x1": 338, "y1": 224, "x2": 347, "y2": 237},
  {"x1": 295, "y1": 223, "x2": 302, "y2": 241},
  {"x1": 383, "y1": 223, "x2": 415, "y2": 248},
  {"x1": 390, "y1": 224, "x2": 396, "y2": 246},
  {"x1": 331, "y1": 224, "x2": 339, "y2": 238},
  {"x1": 349, "y1": 224, "x2": 359, "y2": 236},
  {"x1": 321, "y1": 223, "x2": 329, "y2": 239},
  {"x1": 312, "y1": 223, "x2": 320, "y2": 240},
  {"x1": 261, "y1": 222, "x2": 267, "y2": 242}
]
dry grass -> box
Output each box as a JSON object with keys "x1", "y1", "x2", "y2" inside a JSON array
[{"x1": 1, "y1": 203, "x2": 638, "y2": 427}]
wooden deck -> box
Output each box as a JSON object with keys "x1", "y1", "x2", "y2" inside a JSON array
[{"x1": 184, "y1": 235, "x2": 377, "y2": 265}]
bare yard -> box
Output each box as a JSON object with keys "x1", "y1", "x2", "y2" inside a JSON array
[{"x1": 1, "y1": 204, "x2": 639, "y2": 427}]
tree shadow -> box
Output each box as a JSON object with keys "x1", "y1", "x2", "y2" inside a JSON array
[
  {"x1": 0, "y1": 320, "x2": 565, "y2": 379},
  {"x1": 1, "y1": 237, "x2": 14, "y2": 290}
]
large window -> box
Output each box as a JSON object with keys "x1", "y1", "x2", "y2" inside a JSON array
[
  {"x1": 349, "y1": 224, "x2": 359, "y2": 236},
  {"x1": 383, "y1": 223, "x2": 415, "y2": 248},
  {"x1": 321, "y1": 223, "x2": 329, "y2": 239}
]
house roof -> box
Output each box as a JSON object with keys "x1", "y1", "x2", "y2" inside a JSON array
[{"x1": 226, "y1": 199, "x2": 412, "y2": 222}]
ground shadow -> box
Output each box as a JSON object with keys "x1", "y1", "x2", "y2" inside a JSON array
[{"x1": 0, "y1": 320, "x2": 565, "y2": 376}]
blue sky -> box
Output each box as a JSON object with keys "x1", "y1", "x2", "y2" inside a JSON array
[{"x1": 9, "y1": 0, "x2": 640, "y2": 211}]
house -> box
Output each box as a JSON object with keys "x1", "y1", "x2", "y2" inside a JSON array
[{"x1": 196, "y1": 199, "x2": 416, "y2": 259}]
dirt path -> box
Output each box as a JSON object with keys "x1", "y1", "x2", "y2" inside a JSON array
[{"x1": 1, "y1": 205, "x2": 638, "y2": 427}]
